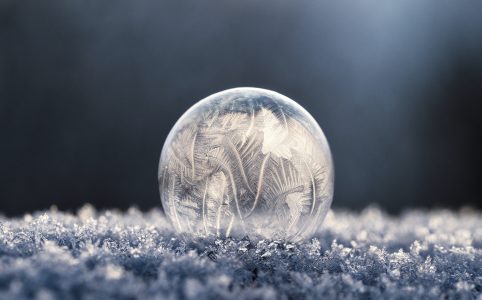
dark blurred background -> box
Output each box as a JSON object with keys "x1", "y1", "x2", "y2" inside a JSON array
[{"x1": 1, "y1": 0, "x2": 481, "y2": 216}]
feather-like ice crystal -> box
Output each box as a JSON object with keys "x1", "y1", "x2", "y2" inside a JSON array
[{"x1": 158, "y1": 87, "x2": 334, "y2": 241}]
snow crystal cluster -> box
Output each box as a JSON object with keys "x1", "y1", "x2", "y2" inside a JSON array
[{"x1": 0, "y1": 205, "x2": 480, "y2": 299}]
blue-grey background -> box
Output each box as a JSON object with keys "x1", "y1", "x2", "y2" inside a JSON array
[{"x1": 1, "y1": 0, "x2": 481, "y2": 215}]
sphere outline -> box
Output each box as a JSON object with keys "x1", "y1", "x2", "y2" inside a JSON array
[{"x1": 159, "y1": 87, "x2": 334, "y2": 241}]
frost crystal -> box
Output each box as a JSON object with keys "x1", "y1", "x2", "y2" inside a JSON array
[
  {"x1": 0, "y1": 206, "x2": 480, "y2": 299},
  {"x1": 158, "y1": 87, "x2": 334, "y2": 241}
]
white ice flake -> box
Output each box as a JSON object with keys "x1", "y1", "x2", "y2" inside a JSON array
[{"x1": 0, "y1": 205, "x2": 480, "y2": 299}]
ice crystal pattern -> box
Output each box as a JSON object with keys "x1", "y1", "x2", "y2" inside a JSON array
[{"x1": 158, "y1": 88, "x2": 334, "y2": 241}]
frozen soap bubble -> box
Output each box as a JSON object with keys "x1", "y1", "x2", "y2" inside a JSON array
[{"x1": 158, "y1": 87, "x2": 334, "y2": 241}]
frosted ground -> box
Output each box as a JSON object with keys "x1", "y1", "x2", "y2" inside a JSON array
[{"x1": 0, "y1": 206, "x2": 480, "y2": 299}]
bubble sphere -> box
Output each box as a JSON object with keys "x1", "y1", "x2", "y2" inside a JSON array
[{"x1": 158, "y1": 87, "x2": 334, "y2": 241}]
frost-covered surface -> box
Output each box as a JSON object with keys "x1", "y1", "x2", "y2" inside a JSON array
[{"x1": 0, "y1": 206, "x2": 480, "y2": 299}]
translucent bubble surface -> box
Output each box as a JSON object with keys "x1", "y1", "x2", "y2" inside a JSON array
[{"x1": 158, "y1": 88, "x2": 334, "y2": 241}]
